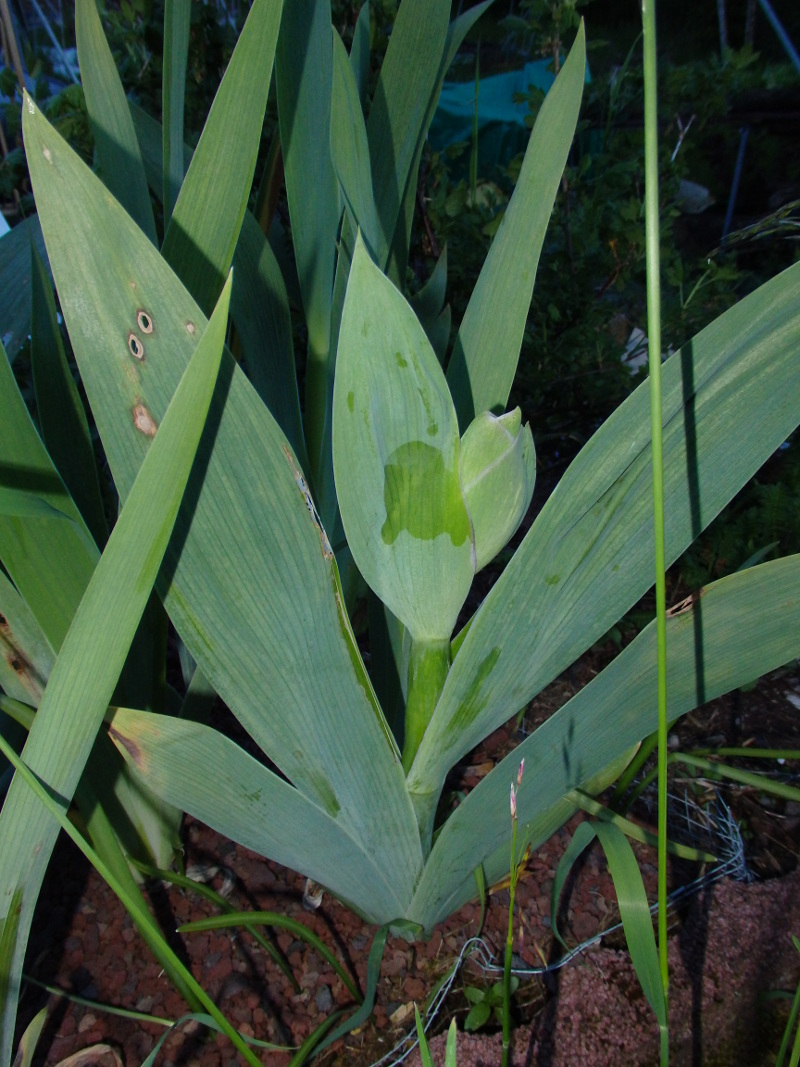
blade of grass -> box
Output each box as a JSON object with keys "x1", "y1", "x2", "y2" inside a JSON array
[
  {"x1": 132, "y1": 860, "x2": 300, "y2": 992},
  {"x1": 179, "y1": 912, "x2": 361, "y2": 1002}
]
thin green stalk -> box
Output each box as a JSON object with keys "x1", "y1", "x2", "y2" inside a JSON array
[
  {"x1": 0, "y1": 733, "x2": 262, "y2": 1067},
  {"x1": 502, "y1": 813, "x2": 516, "y2": 1067},
  {"x1": 641, "y1": 0, "x2": 669, "y2": 1059},
  {"x1": 503, "y1": 761, "x2": 524, "y2": 1067}
]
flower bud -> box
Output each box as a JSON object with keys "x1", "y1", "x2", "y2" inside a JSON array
[{"x1": 459, "y1": 409, "x2": 536, "y2": 572}]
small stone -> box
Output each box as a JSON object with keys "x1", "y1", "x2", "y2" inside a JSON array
[
  {"x1": 77, "y1": 1012, "x2": 97, "y2": 1033},
  {"x1": 315, "y1": 985, "x2": 333, "y2": 1013}
]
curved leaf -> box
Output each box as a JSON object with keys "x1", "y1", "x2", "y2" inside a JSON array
[{"x1": 109, "y1": 708, "x2": 408, "y2": 922}]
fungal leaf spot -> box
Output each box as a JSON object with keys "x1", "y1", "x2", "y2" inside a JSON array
[
  {"x1": 137, "y1": 310, "x2": 154, "y2": 334},
  {"x1": 132, "y1": 403, "x2": 157, "y2": 437},
  {"x1": 186, "y1": 321, "x2": 196, "y2": 335},
  {"x1": 128, "y1": 333, "x2": 145, "y2": 361},
  {"x1": 42, "y1": 147, "x2": 53, "y2": 165}
]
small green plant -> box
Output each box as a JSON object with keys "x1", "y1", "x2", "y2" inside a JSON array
[{"x1": 462, "y1": 975, "x2": 516, "y2": 1033}]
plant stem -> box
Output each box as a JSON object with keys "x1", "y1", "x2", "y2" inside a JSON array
[
  {"x1": 502, "y1": 816, "x2": 518, "y2": 1067},
  {"x1": 401, "y1": 638, "x2": 450, "y2": 774},
  {"x1": 641, "y1": 0, "x2": 670, "y2": 1059}
]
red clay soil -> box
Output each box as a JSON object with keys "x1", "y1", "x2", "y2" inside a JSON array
[{"x1": 15, "y1": 658, "x2": 800, "y2": 1067}]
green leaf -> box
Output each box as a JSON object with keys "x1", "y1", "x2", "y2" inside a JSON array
[
  {"x1": 229, "y1": 211, "x2": 308, "y2": 466},
  {"x1": 333, "y1": 235, "x2": 474, "y2": 641},
  {"x1": 0, "y1": 338, "x2": 98, "y2": 651},
  {"x1": 0, "y1": 254, "x2": 231, "y2": 1066},
  {"x1": 75, "y1": 0, "x2": 157, "y2": 244},
  {"x1": 464, "y1": 1001, "x2": 491, "y2": 1031},
  {"x1": 459, "y1": 409, "x2": 535, "y2": 571},
  {"x1": 31, "y1": 242, "x2": 108, "y2": 548},
  {"x1": 410, "y1": 245, "x2": 448, "y2": 329},
  {"x1": 0, "y1": 569, "x2": 53, "y2": 706},
  {"x1": 110, "y1": 707, "x2": 409, "y2": 921},
  {"x1": 126, "y1": 101, "x2": 305, "y2": 461},
  {"x1": 162, "y1": 0, "x2": 190, "y2": 225},
  {"x1": 415, "y1": 1004, "x2": 435, "y2": 1067},
  {"x1": 161, "y1": 0, "x2": 283, "y2": 315},
  {"x1": 11, "y1": 1007, "x2": 47, "y2": 1067},
  {"x1": 366, "y1": 0, "x2": 450, "y2": 273},
  {"x1": 446, "y1": 22, "x2": 586, "y2": 426},
  {"x1": 276, "y1": 0, "x2": 341, "y2": 481},
  {"x1": 589, "y1": 824, "x2": 667, "y2": 1027},
  {"x1": 0, "y1": 216, "x2": 48, "y2": 361},
  {"x1": 409, "y1": 554, "x2": 800, "y2": 928},
  {"x1": 0, "y1": 888, "x2": 22, "y2": 1024},
  {"x1": 385, "y1": 0, "x2": 494, "y2": 283},
  {"x1": 349, "y1": 3, "x2": 371, "y2": 105},
  {"x1": 331, "y1": 29, "x2": 379, "y2": 255},
  {"x1": 410, "y1": 260, "x2": 800, "y2": 799},
  {"x1": 24, "y1": 99, "x2": 422, "y2": 912}
]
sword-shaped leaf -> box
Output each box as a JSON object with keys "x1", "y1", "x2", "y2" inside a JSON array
[
  {"x1": 161, "y1": 0, "x2": 283, "y2": 315},
  {"x1": 109, "y1": 708, "x2": 410, "y2": 921},
  {"x1": 446, "y1": 22, "x2": 586, "y2": 426}
]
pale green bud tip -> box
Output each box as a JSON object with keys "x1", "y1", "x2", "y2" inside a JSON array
[{"x1": 459, "y1": 409, "x2": 536, "y2": 572}]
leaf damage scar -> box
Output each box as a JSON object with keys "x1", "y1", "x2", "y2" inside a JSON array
[
  {"x1": 132, "y1": 403, "x2": 158, "y2": 436},
  {"x1": 108, "y1": 725, "x2": 145, "y2": 770},
  {"x1": 666, "y1": 588, "x2": 706, "y2": 618},
  {"x1": 281, "y1": 445, "x2": 333, "y2": 561}
]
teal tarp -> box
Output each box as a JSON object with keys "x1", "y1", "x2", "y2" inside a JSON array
[{"x1": 429, "y1": 58, "x2": 590, "y2": 173}]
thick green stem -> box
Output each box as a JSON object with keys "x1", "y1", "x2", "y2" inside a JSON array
[{"x1": 401, "y1": 639, "x2": 450, "y2": 775}]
